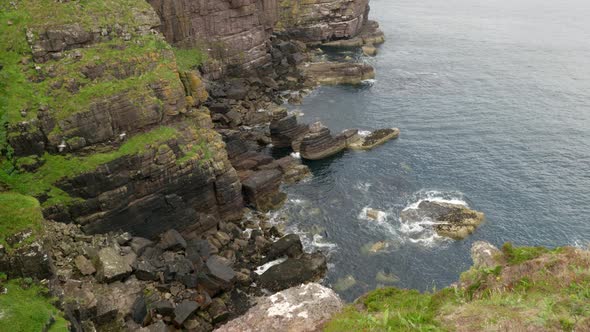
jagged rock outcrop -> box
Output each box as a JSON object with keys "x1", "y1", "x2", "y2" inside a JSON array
[
  {"x1": 147, "y1": 0, "x2": 277, "y2": 73},
  {"x1": 298, "y1": 122, "x2": 347, "y2": 160},
  {"x1": 275, "y1": 0, "x2": 370, "y2": 44},
  {"x1": 400, "y1": 201, "x2": 485, "y2": 240},
  {"x1": 215, "y1": 283, "x2": 343, "y2": 332}
]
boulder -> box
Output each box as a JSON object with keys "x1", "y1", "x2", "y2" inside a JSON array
[
  {"x1": 241, "y1": 169, "x2": 286, "y2": 211},
  {"x1": 300, "y1": 62, "x2": 375, "y2": 85},
  {"x1": 173, "y1": 300, "x2": 200, "y2": 326},
  {"x1": 400, "y1": 201, "x2": 485, "y2": 240},
  {"x1": 362, "y1": 44, "x2": 378, "y2": 56},
  {"x1": 259, "y1": 253, "x2": 327, "y2": 292},
  {"x1": 96, "y1": 247, "x2": 132, "y2": 283},
  {"x1": 206, "y1": 255, "x2": 236, "y2": 289},
  {"x1": 299, "y1": 122, "x2": 346, "y2": 160},
  {"x1": 215, "y1": 283, "x2": 343, "y2": 332},
  {"x1": 74, "y1": 255, "x2": 96, "y2": 275},
  {"x1": 159, "y1": 229, "x2": 187, "y2": 251},
  {"x1": 266, "y1": 234, "x2": 304, "y2": 260}
]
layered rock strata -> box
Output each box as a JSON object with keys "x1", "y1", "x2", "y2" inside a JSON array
[
  {"x1": 300, "y1": 61, "x2": 376, "y2": 85},
  {"x1": 1, "y1": 1, "x2": 243, "y2": 239}
]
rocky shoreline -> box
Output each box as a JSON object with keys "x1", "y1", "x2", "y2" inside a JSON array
[{"x1": 0, "y1": 0, "x2": 403, "y2": 330}]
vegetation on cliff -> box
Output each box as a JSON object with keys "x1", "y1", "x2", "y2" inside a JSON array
[
  {"x1": 0, "y1": 277, "x2": 68, "y2": 332},
  {"x1": 324, "y1": 244, "x2": 590, "y2": 331},
  {"x1": 0, "y1": 192, "x2": 43, "y2": 249}
]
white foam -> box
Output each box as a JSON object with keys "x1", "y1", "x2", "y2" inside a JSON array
[
  {"x1": 362, "y1": 79, "x2": 376, "y2": 84},
  {"x1": 290, "y1": 152, "x2": 301, "y2": 159},
  {"x1": 358, "y1": 130, "x2": 371, "y2": 137},
  {"x1": 311, "y1": 234, "x2": 338, "y2": 250},
  {"x1": 402, "y1": 190, "x2": 468, "y2": 211},
  {"x1": 255, "y1": 257, "x2": 288, "y2": 275}
]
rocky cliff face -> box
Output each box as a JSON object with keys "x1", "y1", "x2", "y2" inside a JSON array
[
  {"x1": 145, "y1": 0, "x2": 372, "y2": 74},
  {"x1": 276, "y1": 0, "x2": 370, "y2": 43},
  {"x1": 147, "y1": 0, "x2": 277, "y2": 74},
  {"x1": 1, "y1": 0, "x2": 242, "y2": 238}
]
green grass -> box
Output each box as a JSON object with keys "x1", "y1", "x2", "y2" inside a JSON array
[
  {"x1": 173, "y1": 47, "x2": 208, "y2": 72},
  {"x1": 0, "y1": 192, "x2": 43, "y2": 249},
  {"x1": 324, "y1": 288, "x2": 449, "y2": 331},
  {"x1": 0, "y1": 279, "x2": 68, "y2": 332},
  {"x1": 502, "y1": 242, "x2": 553, "y2": 264},
  {"x1": 0, "y1": 126, "x2": 179, "y2": 207},
  {"x1": 325, "y1": 245, "x2": 590, "y2": 331}
]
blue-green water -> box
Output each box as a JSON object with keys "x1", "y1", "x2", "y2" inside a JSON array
[{"x1": 275, "y1": 0, "x2": 590, "y2": 301}]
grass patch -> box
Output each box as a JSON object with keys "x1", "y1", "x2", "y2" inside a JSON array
[
  {"x1": 325, "y1": 245, "x2": 590, "y2": 331},
  {"x1": 324, "y1": 288, "x2": 449, "y2": 331},
  {"x1": 173, "y1": 47, "x2": 208, "y2": 72},
  {"x1": 0, "y1": 192, "x2": 43, "y2": 250},
  {"x1": 502, "y1": 242, "x2": 551, "y2": 264},
  {"x1": 0, "y1": 279, "x2": 68, "y2": 332},
  {"x1": 0, "y1": 126, "x2": 179, "y2": 207}
]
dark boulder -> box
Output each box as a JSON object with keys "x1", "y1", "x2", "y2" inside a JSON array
[
  {"x1": 259, "y1": 252, "x2": 327, "y2": 292},
  {"x1": 266, "y1": 234, "x2": 304, "y2": 260},
  {"x1": 173, "y1": 300, "x2": 200, "y2": 326},
  {"x1": 158, "y1": 229, "x2": 187, "y2": 251}
]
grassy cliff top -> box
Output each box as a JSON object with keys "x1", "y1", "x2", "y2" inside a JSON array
[
  {"x1": 0, "y1": 192, "x2": 43, "y2": 249},
  {"x1": 0, "y1": 278, "x2": 68, "y2": 332},
  {"x1": 324, "y1": 244, "x2": 590, "y2": 331}
]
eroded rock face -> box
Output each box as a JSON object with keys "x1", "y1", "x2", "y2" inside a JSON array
[
  {"x1": 148, "y1": 0, "x2": 276, "y2": 73},
  {"x1": 400, "y1": 201, "x2": 485, "y2": 240},
  {"x1": 215, "y1": 283, "x2": 343, "y2": 332},
  {"x1": 300, "y1": 61, "x2": 375, "y2": 85},
  {"x1": 276, "y1": 0, "x2": 370, "y2": 44},
  {"x1": 298, "y1": 122, "x2": 347, "y2": 160}
]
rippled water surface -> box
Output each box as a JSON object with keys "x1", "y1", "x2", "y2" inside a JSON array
[{"x1": 274, "y1": 0, "x2": 590, "y2": 301}]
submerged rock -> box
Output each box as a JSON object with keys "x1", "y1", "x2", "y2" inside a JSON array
[
  {"x1": 215, "y1": 283, "x2": 343, "y2": 332},
  {"x1": 400, "y1": 201, "x2": 485, "y2": 240},
  {"x1": 333, "y1": 275, "x2": 357, "y2": 292},
  {"x1": 348, "y1": 128, "x2": 400, "y2": 150}
]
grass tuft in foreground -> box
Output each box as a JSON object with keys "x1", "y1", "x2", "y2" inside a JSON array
[
  {"x1": 0, "y1": 192, "x2": 43, "y2": 250},
  {"x1": 324, "y1": 245, "x2": 590, "y2": 331}
]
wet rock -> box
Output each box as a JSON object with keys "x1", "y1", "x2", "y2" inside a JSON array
[
  {"x1": 173, "y1": 300, "x2": 200, "y2": 326},
  {"x1": 259, "y1": 252, "x2": 327, "y2": 292},
  {"x1": 300, "y1": 62, "x2": 375, "y2": 85},
  {"x1": 216, "y1": 283, "x2": 343, "y2": 332},
  {"x1": 471, "y1": 241, "x2": 502, "y2": 268},
  {"x1": 96, "y1": 247, "x2": 132, "y2": 283},
  {"x1": 266, "y1": 234, "x2": 303, "y2": 260},
  {"x1": 362, "y1": 44, "x2": 378, "y2": 56},
  {"x1": 376, "y1": 270, "x2": 399, "y2": 284},
  {"x1": 333, "y1": 275, "x2": 357, "y2": 292},
  {"x1": 400, "y1": 201, "x2": 485, "y2": 239},
  {"x1": 159, "y1": 229, "x2": 187, "y2": 251},
  {"x1": 348, "y1": 128, "x2": 400, "y2": 150},
  {"x1": 299, "y1": 122, "x2": 346, "y2": 160},
  {"x1": 74, "y1": 255, "x2": 96, "y2": 275}
]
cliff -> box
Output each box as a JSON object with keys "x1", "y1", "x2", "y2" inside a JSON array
[
  {"x1": 145, "y1": 0, "x2": 372, "y2": 74},
  {"x1": 324, "y1": 242, "x2": 590, "y2": 331},
  {"x1": 0, "y1": 0, "x2": 242, "y2": 238}
]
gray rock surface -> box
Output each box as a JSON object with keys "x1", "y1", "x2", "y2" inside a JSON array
[
  {"x1": 215, "y1": 283, "x2": 343, "y2": 332},
  {"x1": 96, "y1": 247, "x2": 132, "y2": 283}
]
